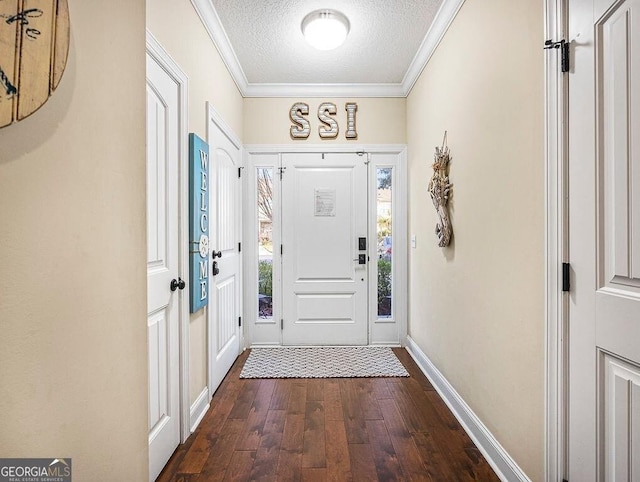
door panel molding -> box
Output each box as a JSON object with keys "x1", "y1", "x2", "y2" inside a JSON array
[
  {"x1": 596, "y1": 0, "x2": 640, "y2": 293},
  {"x1": 600, "y1": 350, "x2": 640, "y2": 482}
]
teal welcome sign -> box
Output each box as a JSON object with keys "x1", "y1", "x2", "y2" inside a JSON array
[{"x1": 189, "y1": 134, "x2": 210, "y2": 313}]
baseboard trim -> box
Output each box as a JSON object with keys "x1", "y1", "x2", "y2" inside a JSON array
[
  {"x1": 189, "y1": 387, "x2": 210, "y2": 433},
  {"x1": 405, "y1": 336, "x2": 531, "y2": 482}
]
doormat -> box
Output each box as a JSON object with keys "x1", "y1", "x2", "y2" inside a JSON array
[{"x1": 239, "y1": 346, "x2": 410, "y2": 379}]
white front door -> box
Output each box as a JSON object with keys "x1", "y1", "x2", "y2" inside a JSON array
[
  {"x1": 281, "y1": 153, "x2": 368, "y2": 345},
  {"x1": 208, "y1": 118, "x2": 242, "y2": 393},
  {"x1": 568, "y1": 1, "x2": 640, "y2": 479},
  {"x1": 146, "y1": 52, "x2": 181, "y2": 481}
]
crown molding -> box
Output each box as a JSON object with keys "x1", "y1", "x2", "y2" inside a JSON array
[
  {"x1": 189, "y1": 0, "x2": 248, "y2": 93},
  {"x1": 190, "y1": 0, "x2": 464, "y2": 98},
  {"x1": 401, "y1": 0, "x2": 465, "y2": 96},
  {"x1": 243, "y1": 82, "x2": 406, "y2": 98}
]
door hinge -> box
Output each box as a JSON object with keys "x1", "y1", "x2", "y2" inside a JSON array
[
  {"x1": 280, "y1": 318, "x2": 284, "y2": 330},
  {"x1": 238, "y1": 167, "x2": 244, "y2": 178},
  {"x1": 280, "y1": 244, "x2": 283, "y2": 255},
  {"x1": 562, "y1": 262, "x2": 571, "y2": 292},
  {"x1": 544, "y1": 39, "x2": 569, "y2": 73},
  {"x1": 238, "y1": 316, "x2": 242, "y2": 327},
  {"x1": 238, "y1": 242, "x2": 241, "y2": 252}
]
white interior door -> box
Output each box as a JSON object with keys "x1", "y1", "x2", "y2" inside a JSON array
[
  {"x1": 208, "y1": 119, "x2": 242, "y2": 393},
  {"x1": 146, "y1": 52, "x2": 181, "y2": 481},
  {"x1": 569, "y1": 1, "x2": 640, "y2": 480},
  {"x1": 281, "y1": 153, "x2": 368, "y2": 345}
]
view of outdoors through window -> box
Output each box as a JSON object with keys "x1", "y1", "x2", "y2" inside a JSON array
[
  {"x1": 257, "y1": 168, "x2": 273, "y2": 319},
  {"x1": 377, "y1": 168, "x2": 392, "y2": 317}
]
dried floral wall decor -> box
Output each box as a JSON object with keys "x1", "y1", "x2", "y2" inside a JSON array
[{"x1": 427, "y1": 132, "x2": 453, "y2": 247}]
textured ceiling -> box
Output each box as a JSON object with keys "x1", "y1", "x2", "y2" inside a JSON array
[{"x1": 210, "y1": 0, "x2": 444, "y2": 85}]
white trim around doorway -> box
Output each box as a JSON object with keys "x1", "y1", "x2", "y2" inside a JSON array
[
  {"x1": 145, "y1": 30, "x2": 192, "y2": 444},
  {"x1": 242, "y1": 144, "x2": 408, "y2": 348},
  {"x1": 543, "y1": 1, "x2": 568, "y2": 481}
]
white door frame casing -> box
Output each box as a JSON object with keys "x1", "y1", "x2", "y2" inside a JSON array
[
  {"x1": 146, "y1": 30, "x2": 191, "y2": 445},
  {"x1": 242, "y1": 144, "x2": 408, "y2": 347},
  {"x1": 544, "y1": 1, "x2": 568, "y2": 480}
]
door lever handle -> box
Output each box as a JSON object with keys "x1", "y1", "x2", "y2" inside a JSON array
[{"x1": 353, "y1": 254, "x2": 367, "y2": 264}]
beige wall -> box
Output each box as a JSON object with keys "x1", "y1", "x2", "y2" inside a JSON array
[
  {"x1": 406, "y1": 0, "x2": 544, "y2": 480},
  {"x1": 147, "y1": 0, "x2": 244, "y2": 404},
  {"x1": 0, "y1": 0, "x2": 148, "y2": 480},
  {"x1": 0, "y1": 1, "x2": 546, "y2": 479},
  {"x1": 244, "y1": 97, "x2": 406, "y2": 144}
]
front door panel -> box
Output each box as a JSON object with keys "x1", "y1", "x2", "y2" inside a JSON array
[{"x1": 281, "y1": 153, "x2": 368, "y2": 345}]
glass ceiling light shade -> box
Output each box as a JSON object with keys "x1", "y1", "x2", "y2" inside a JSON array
[{"x1": 301, "y1": 9, "x2": 350, "y2": 51}]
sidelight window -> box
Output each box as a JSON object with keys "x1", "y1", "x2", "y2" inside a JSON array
[
  {"x1": 377, "y1": 168, "x2": 392, "y2": 318},
  {"x1": 257, "y1": 167, "x2": 273, "y2": 319}
]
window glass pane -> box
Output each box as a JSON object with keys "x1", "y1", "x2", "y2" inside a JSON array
[
  {"x1": 257, "y1": 168, "x2": 273, "y2": 319},
  {"x1": 377, "y1": 168, "x2": 392, "y2": 318}
]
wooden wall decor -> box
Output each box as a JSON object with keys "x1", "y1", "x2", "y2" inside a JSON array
[
  {"x1": 428, "y1": 131, "x2": 453, "y2": 247},
  {"x1": 0, "y1": 0, "x2": 70, "y2": 128}
]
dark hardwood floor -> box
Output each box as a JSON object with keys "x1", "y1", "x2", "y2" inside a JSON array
[{"x1": 157, "y1": 348, "x2": 500, "y2": 482}]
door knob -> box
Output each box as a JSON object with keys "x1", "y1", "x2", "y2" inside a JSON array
[
  {"x1": 171, "y1": 278, "x2": 186, "y2": 291},
  {"x1": 212, "y1": 250, "x2": 222, "y2": 259}
]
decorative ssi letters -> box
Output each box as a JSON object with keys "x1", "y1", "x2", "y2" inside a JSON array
[
  {"x1": 345, "y1": 102, "x2": 358, "y2": 139},
  {"x1": 189, "y1": 133, "x2": 210, "y2": 313},
  {"x1": 318, "y1": 102, "x2": 339, "y2": 138},
  {"x1": 289, "y1": 101, "x2": 358, "y2": 140},
  {"x1": 290, "y1": 102, "x2": 310, "y2": 139}
]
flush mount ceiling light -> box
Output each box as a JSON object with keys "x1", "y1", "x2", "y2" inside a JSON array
[{"x1": 301, "y1": 9, "x2": 350, "y2": 51}]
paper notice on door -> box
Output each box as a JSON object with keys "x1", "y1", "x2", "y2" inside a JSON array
[{"x1": 314, "y1": 189, "x2": 336, "y2": 216}]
